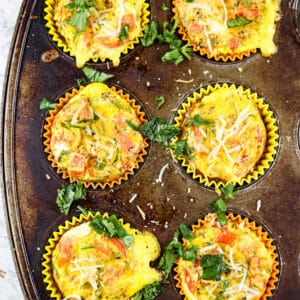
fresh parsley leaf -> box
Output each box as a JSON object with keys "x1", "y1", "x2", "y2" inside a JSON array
[
  {"x1": 141, "y1": 21, "x2": 158, "y2": 47},
  {"x1": 167, "y1": 139, "x2": 192, "y2": 160},
  {"x1": 134, "y1": 282, "x2": 164, "y2": 300},
  {"x1": 40, "y1": 97, "x2": 56, "y2": 110},
  {"x1": 155, "y1": 96, "x2": 165, "y2": 109},
  {"x1": 160, "y1": 3, "x2": 169, "y2": 11},
  {"x1": 82, "y1": 66, "x2": 114, "y2": 82},
  {"x1": 119, "y1": 24, "x2": 129, "y2": 41},
  {"x1": 89, "y1": 214, "x2": 134, "y2": 247},
  {"x1": 56, "y1": 183, "x2": 87, "y2": 214},
  {"x1": 179, "y1": 223, "x2": 195, "y2": 241},
  {"x1": 243, "y1": 0, "x2": 250, "y2": 7},
  {"x1": 210, "y1": 199, "x2": 227, "y2": 226},
  {"x1": 221, "y1": 183, "x2": 237, "y2": 200},
  {"x1": 227, "y1": 16, "x2": 252, "y2": 28},
  {"x1": 126, "y1": 118, "x2": 180, "y2": 144},
  {"x1": 200, "y1": 254, "x2": 228, "y2": 281},
  {"x1": 65, "y1": 0, "x2": 96, "y2": 31},
  {"x1": 187, "y1": 114, "x2": 215, "y2": 127}
]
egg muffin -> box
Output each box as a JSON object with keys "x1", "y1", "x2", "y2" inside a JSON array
[
  {"x1": 43, "y1": 82, "x2": 148, "y2": 189},
  {"x1": 45, "y1": 0, "x2": 150, "y2": 67},
  {"x1": 42, "y1": 212, "x2": 162, "y2": 299},
  {"x1": 172, "y1": 83, "x2": 278, "y2": 189},
  {"x1": 172, "y1": 0, "x2": 281, "y2": 61},
  {"x1": 174, "y1": 213, "x2": 279, "y2": 300}
]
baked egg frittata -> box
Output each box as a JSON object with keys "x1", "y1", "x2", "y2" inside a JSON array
[
  {"x1": 49, "y1": 82, "x2": 146, "y2": 185},
  {"x1": 176, "y1": 84, "x2": 267, "y2": 184},
  {"x1": 52, "y1": 0, "x2": 148, "y2": 67},
  {"x1": 175, "y1": 213, "x2": 277, "y2": 300},
  {"x1": 51, "y1": 215, "x2": 161, "y2": 299},
  {"x1": 173, "y1": 0, "x2": 281, "y2": 59}
]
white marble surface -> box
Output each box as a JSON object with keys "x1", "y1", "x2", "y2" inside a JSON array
[{"x1": 0, "y1": 0, "x2": 25, "y2": 299}]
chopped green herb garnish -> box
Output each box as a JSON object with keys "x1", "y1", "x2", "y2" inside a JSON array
[
  {"x1": 134, "y1": 282, "x2": 164, "y2": 300},
  {"x1": 89, "y1": 214, "x2": 134, "y2": 247},
  {"x1": 56, "y1": 182, "x2": 87, "y2": 214},
  {"x1": 160, "y1": 3, "x2": 169, "y2": 11},
  {"x1": 158, "y1": 229, "x2": 183, "y2": 279},
  {"x1": 119, "y1": 23, "x2": 129, "y2": 41},
  {"x1": 221, "y1": 183, "x2": 237, "y2": 200},
  {"x1": 222, "y1": 279, "x2": 230, "y2": 291},
  {"x1": 210, "y1": 199, "x2": 227, "y2": 226},
  {"x1": 82, "y1": 66, "x2": 114, "y2": 83},
  {"x1": 141, "y1": 21, "x2": 158, "y2": 47},
  {"x1": 40, "y1": 97, "x2": 56, "y2": 110},
  {"x1": 77, "y1": 77, "x2": 86, "y2": 87},
  {"x1": 187, "y1": 114, "x2": 215, "y2": 127},
  {"x1": 179, "y1": 223, "x2": 195, "y2": 241},
  {"x1": 227, "y1": 16, "x2": 252, "y2": 28},
  {"x1": 243, "y1": 0, "x2": 250, "y2": 7},
  {"x1": 159, "y1": 224, "x2": 197, "y2": 279},
  {"x1": 126, "y1": 118, "x2": 180, "y2": 144},
  {"x1": 167, "y1": 139, "x2": 192, "y2": 160},
  {"x1": 200, "y1": 254, "x2": 228, "y2": 281},
  {"x1": 65, "y1": 0, "x2": 96, "y2": 31},
  {"x1": 81, "y1": 245, "x2": 96, "y2": 250},
  {"x1": 77, "y1": 205, "x2": 89, "y2": 216},
  {"x1": 158, "y1": 19, "x2": 192, "y2": 65},
  {"x1": 182, "y1": 245, "x2": 198, "y2": 262},
  {"x1": 155, "y1": 96, "x2": 165, "y2": 109}
]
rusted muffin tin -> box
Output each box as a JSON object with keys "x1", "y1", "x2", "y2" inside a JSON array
[{"x1": 1, "y1": 0, "x2": 299, "y2": 299}]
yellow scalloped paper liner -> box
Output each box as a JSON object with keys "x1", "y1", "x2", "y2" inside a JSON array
[
  {"x1": 172, "y1": 83, "x2": 279, "y2": 190},
  {"x1": 172, "y1": 0, "x2": 257, "y2": 62},
  {"x1": 44, "y1": 0, "x2": 150, "y2": 65},
  {"x1": 41, "y1": 212, "x2": 136, "y2": 299},
  {"x1": 43, "y1": 84, "x2": 149, "y2": 189},
  {"x1": 174, "y1": 212, "x2": 280, "y2": 300}
]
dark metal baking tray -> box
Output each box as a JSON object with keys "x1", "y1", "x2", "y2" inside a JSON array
[{"x1": 1, "y1": 0, "x2": 300, "y2": 299}]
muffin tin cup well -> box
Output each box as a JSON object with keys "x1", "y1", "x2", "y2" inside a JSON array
[
  {"x1": 170, "y1": 82, "x2": 279, "y2": 191},
  {"x1": 171, "y1": 210, "x2": 281, "y2": 300},
  {"x1": 43, "y1": 83, "x2": 150, "y2": 190}
]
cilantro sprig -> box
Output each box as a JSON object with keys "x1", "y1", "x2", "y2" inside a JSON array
[
  {"x1": 158, "y1": 224, "x2": 197, "y2": 280},
  {"x1": 167, "y1": 139, "x2": 192, "y2": 160},
  {"x1": 56, "y1": 182, "x2": 87, "y2": 214},
  {"x1": 210, "y1": 184, "x2": 238, "y2": 226},
  {"x1": 65, "y1": 0, "x2": 96, "y2": 31},
  {"x1": 141, "y1": 21, "x2": 158, "y2": 47},
  {"x1": 89, "y1": 214, "x2": 134, "y2": 247},
  {"x1": 134, "y1": 282, "x2": 164, "y2": 300}
]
